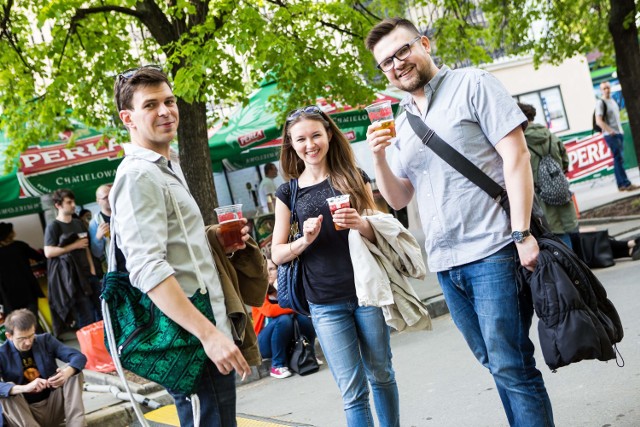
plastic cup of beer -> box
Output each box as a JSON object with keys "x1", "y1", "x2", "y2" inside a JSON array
[
  {"x1": 326, "y1": 194, "x2": 350, "y2": 230},
  {"x1": 214, "y1": 204, "x2": 244, "y2": 247},
  {"x1": 365, "y1": 100, "x2": 396, "y2": 138}
]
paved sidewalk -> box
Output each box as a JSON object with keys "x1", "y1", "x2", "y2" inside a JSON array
[{"x1": 78, "y1": 168, "x2": 640, "y2": 426}]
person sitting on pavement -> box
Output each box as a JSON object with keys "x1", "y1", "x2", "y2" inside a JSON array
[
  {"x1": 0, "y1": 309, "x2": 87, "y2": 427},
  {"x1": 252, "y1": 259, "x2": 318, "y2": 379}
]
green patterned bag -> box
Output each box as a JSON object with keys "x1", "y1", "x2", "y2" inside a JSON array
[
  {"x1": 102, "y1": 270, "x2": 215, "y2": 395},
  {"x1": 102, "y1": 176, "x2": 217, "y2": 401}
]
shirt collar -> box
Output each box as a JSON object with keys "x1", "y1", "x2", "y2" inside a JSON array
[
  {"x1": 122, "y1": 143, "x2": 179, "y2": 166},
  {"x1": 400, "y1": 65, "x2": 451, "y2": 110}
]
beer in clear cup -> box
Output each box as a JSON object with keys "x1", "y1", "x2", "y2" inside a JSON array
[
  {"x1": 365, "y1": 100, "x2": 396, "y2": 138},
  {"x1": 214, "y1": 204, "x2": 244, "y2": 247},
  {"x1": 326, "y1": 194, "x2": 350, "y2": 231}
]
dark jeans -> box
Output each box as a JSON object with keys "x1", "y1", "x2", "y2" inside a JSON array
[
  {"x1": 168, "y1": 360, "x2": 236, "y2": 427},
  {"x1": 603, "y1": 133, "x2": 631, "y2": 188},
  {"x1": 258, "y1": 314, "x2": 316, "y2": 368}
]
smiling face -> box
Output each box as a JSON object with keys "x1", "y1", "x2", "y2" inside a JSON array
[
  {"x1": 287, "y1": 117, "x2": 332, "y2": 168},
  {"x1": 119, "y1": 82, "x2": 179, "y2": 152},
  {"x1": 373, "y1": 27, "x2": 437, "y2": 95}
]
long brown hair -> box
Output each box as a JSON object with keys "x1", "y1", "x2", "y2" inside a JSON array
[{"x1": 280, "y1": 109, "x2": 375, "y2": 214}]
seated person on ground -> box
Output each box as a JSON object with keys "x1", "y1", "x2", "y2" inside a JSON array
[
  {"x1": 252, "y1": 259, "x2": 318, "y2": 379},
  {"x1": 0, "y1": 309, "x2": 87, "y2": 427}
]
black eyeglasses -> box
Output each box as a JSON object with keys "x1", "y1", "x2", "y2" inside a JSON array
[
  {"x1": 286, "y1": 105, "x2": 324, "y2": 122},
  {"x1": 377, "y1": 36, "x2": 421, "y2": 72}
]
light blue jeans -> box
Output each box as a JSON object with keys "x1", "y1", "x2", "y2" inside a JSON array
[
  {"x1": 437, "y1": 244, "x2": 554, "y2": 427},
  {"x1": 309, "y1": 299, "x2": 400, "y2": 427}
]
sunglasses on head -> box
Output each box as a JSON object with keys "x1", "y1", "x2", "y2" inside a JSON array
[
  {"x1": 117, "y1": 64, "x2": 163, "y2": 82},
  {"x1": 286, "y1": 105, "x2": 324, "y2": 122},
  {"x1": 115, "y1": 65, "x2": 163, "y2": 111}
]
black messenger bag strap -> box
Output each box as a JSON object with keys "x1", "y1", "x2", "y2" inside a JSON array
[{"x1": 405, "y1": 111, "x2": 511, "y2": 214}]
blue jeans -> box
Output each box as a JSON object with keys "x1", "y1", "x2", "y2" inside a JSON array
[
  {"x1": 603, "y1": 133, "x2": 631, "y2": 188},
  {"x1": 258, "y1": 314, "x2": 316, "y2": 368},
  {"x1": 437, "y1": 244, "x2": 554, "y2": 427},
  {"x1": 309, "y1": 299, "x2": 399, "y2": 427},
  {"x1": 168, "y1": 360, "x2": 236, "y2": 427}
]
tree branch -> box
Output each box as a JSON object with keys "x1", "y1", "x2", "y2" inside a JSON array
[
  {"x1": 71, "y1": 5, "x2": 144, "y2": 23},
  {"x1": 1, "y1": 0, "x2": 36, "y2": 71},
  {"x1": 319, "y1": 19, "x2": 360, "y2": 39}
]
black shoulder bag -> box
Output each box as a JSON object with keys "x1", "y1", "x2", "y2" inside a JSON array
[{"x1": 405, "y1": 112, "x2": 550, "y2": 238}]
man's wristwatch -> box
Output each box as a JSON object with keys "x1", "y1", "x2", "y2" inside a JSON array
[{"x1": 511, "y1": 229, "x2": 531, "y2": 244}]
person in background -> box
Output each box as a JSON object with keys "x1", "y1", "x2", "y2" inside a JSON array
[
  {"x1": 518, "y1": 102, "x2": 578, "y2": 248},
  {"x1": 365, "y1": 17, "x2": 553, "y2": 426},
  {"x1": 258, "y1": 163, "x2": 279, "y2": 212},
  {"x1": 595, "y1": 81, "x2": 639, "y2": 192},
  {"x1": 0, "y1": 223, "x2": 45, "y2": 326},
  {"x1": 88, "y1": 184, "x2": 113, "y2": 274},
  {"x1": 251, "y1": 259, "x2": 317, "y2": 379},
  {"x1": 78, "y1": 210, "x2": 92, "y2": 230},
  {"x1": 44, "y1": 189, "x2": 98, "y2": 336},
  {"x1": 0, "y1": 309, "x2": 87, "y2": 427},
  {"x1": 272, "y1": 105, "x2": 400, "y2": 427}
]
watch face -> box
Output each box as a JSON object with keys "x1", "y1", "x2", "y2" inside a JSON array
[{"x1": 512, "y1": 231, "x2": 524, "y2": 243}]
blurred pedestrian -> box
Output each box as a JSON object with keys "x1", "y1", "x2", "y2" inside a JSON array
[
  {"x1": 44, "y1": 189, "x2": 99, "y2": 336},
  {"x1": 258, "y1": 163, "x2": 279, "y2": 212},
  {"x1": 594, "y1": 82, "x2": 639, "y2": 192},
  {"x1": 0, "y1": 223, "x2": 45, "y2": 325},
  {"x1": 518, "y1": 102, "x2": 578, "y2": 248},
  {"x1": 88, "y1": 184, "x2": 113, "y2": 274},
  {"x1": 78, "y1": 209, "x2": 92, "y2": 230},
  {"x1": 272, "y1": 105, "x2": 400, "y2": 426}
]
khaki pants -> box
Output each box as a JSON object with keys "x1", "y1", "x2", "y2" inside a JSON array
[{"x1": 1, "y1": 372, "x2": 86, "y2": 427}]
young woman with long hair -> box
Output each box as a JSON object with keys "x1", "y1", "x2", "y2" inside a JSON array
[{"x1": 271, "y1": 106, "x2": 400, "y2": 427}]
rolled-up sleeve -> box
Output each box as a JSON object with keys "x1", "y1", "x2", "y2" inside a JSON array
[{"x1": 113, "y1": 167, "x2": 175, "y2": 293}]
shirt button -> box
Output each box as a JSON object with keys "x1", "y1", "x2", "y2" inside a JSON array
[
  {"x1": 432, "y1": 217, "x2": 437, "y2": 221},
  {"x1": 419, "y1": 148, "x2": 424, "y2": 152},
  {"x1": 423, "y1": 170, "x2": 427, "y2": 175}
]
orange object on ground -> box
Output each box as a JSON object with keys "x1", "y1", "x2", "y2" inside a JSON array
[
  {"x1": 572, "y1": 193, "x2": 580, "y2": 219},
  {"x1": 76, "y1": 320, "x2": 115, "y2": 373}
]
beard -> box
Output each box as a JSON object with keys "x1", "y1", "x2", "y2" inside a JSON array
[{"x1": 394, "y1": 62, "x2": 433, "y2": 93}]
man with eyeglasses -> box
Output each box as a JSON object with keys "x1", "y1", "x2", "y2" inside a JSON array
[
  {"x1": 88, "y1": 184, "x2": 113, "y2": 274},
  {"x1": 0, "y1": 309, "x2": 87, "y2": 426},
  {"x1": 365, "y1": 18, "x2": 555, "y2": 426},
  {"x1": 111, "y1": 65, "x2": 252, "y2": 425}
]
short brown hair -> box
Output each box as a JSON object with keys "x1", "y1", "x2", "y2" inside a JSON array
[
  {"x1": 5, "y1": 309, "x2": 37, "y2": 334},
  {"x1": 52, "y1": 188, "x2": 75, "y2": 207},
  {"x1": 114, "y1": 66, "x2": 171, "y2": 112},
  {"x1": 517, "y1": 102, "x2": 536, "y2": 122},
  {"x1": 365, "y1": 17, "x2": 421, "y2": 51}
]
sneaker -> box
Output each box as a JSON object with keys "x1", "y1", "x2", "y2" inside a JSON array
[
  {"x1": 632, "y1": 239, "x2": 640, "y2": 261},
  {"x1": 270, "y1": 366, "x2": 292, "y2": 379},
  {"x1": 620, "y1": 184, "x2": 640, "y2": 192}
]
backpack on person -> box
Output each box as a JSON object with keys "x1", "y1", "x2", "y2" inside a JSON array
[
  {"x1": 530, "y1": 144, "x2": 572, "y2": 206},
  {"x1": 592, "y1": 99, "x2": 608, "y2": 133}
]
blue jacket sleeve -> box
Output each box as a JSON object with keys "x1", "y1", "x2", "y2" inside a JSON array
[{"x1": 44, "y1": 334, "x2": 87, "y2": 373}]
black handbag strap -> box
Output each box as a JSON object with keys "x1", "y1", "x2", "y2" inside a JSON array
[
  {"x1": 289, "y1": 178, "x2": 299, "y2": 225},
  {"x1": 405, "y1": 111, "x2": 510, "y2": 213}
]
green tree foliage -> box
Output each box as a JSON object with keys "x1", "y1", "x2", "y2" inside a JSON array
[
  {"x1": 415, "y1": 0, "x2": 640, "y2": 167},
  {"x1": 0, "y1": 0, "x2": 402, "y2": 223}
]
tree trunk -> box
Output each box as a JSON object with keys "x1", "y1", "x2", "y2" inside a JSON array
[
  {"x1": 609, "y1": 0, "x2": 640, "y2": 170},
  {"x1": 176, "y1": 99, "x2": 219, "y2": 225}
]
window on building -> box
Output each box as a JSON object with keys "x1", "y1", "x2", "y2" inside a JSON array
[{"x1": 515, "y1": 86, "x2": 569, "y2": 132}]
